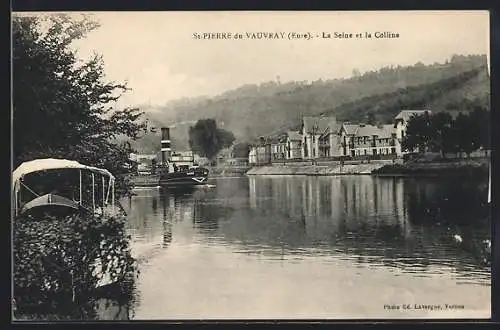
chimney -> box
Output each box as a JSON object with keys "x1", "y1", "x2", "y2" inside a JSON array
[{"x1": 161, "y1": 127, "x2": 171, "y2": 166}]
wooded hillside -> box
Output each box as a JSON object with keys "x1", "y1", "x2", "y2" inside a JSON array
[{"x1": 132, "y1": 54, "x2": 489, "y2": 152}]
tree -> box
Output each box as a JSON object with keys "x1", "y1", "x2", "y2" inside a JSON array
[
  {"x1": 442, "y1": 120, "x2": 461, "y2": 157},
  {"x1": 232, "y1": 142, "x2": 250, "y2": 158},
  {"x1": 429, "y1": 112, "x2": 453, "y2": 158},
  {"x1": 12, "y1": 14, "x2": 141, "y2": 316},
  {"x1": 454, "y1": 112, "x2": 481, "y2": 157},
  {"x1": 402, "y1": 111, "x2": 432, "y2": 154},
  {"x1": 188, "y1": 119, "x2": 235, "y2": 161},
  {"x1": 13, "y1": 14, "x2": 147, "y2": 196},
  {"x1": 366, "y1": 111, "x2": 376, "y2": 125},
  {"x1": 469, "y1": 106, "x2": 490, "y2": 151}
]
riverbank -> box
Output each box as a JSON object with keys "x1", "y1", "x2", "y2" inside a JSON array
[
  {"x1": 246, "y1": 158, "x2": 489, "y2": 177},
  {"x1": 372, "y1": 158, "x2": 489, "y2": 177},
  {"x1": 206, "y1": 166, "x2": 250, "y2": 177},
  {"x1": 246, "y1": 163, "x2": 387, "y2": 176}
]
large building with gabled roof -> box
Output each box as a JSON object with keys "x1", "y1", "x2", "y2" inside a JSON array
[
  {"x1": 339, "y1": 123, "x2": 399, "y2": 157},
  {"x1": 247, "y1": 109, "x2": 433, "y2": 165},
  {"x1": 300, "y1": 115, "x2": 341, "y2": 159}
]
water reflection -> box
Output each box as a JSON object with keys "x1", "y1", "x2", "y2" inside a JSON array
[
  {"x1": 244, "y1": 176, "x2": 490, "y2": 279},
  {"x1": 126, "y1": 177, "x2": 490, "y2": 285},
  {"x1": 123, "y1": 176, "x2": 490, "y2": 319}
]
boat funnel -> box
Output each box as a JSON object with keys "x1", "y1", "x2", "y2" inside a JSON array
[{"x1": 161, "y1": 127, "x2": 171, "y2": 166}]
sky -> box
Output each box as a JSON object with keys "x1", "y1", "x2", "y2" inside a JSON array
[{"x1": 19, "y1": 11, "x2": 490, "y2": 109}]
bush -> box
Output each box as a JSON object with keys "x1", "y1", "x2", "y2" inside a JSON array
[{"x1": 13, "y1": 209, "x2": 137, "y2": 316}]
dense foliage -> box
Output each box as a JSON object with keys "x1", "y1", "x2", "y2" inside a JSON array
[
  {"x1": 188, "y1": 119, "x2": 235, "y2": 161},
  {"x1": 12, "y1": 14, "x2": 142, "y2": 319},
  {"x1": 13, "y1": 14, "x2": 147, "y2": 196},
  {"x1": 323, "y1": 68, "x2": 487, "y2": 125},
  {"x1": 402, "y1": 107, "x2": 490, "y2": 157},
  {"x1": 13, "y1": 210, "x2": 137, "y2": 317},
  {"x1": 232, "y1": 142, "x2": 251, "y2": 158}
]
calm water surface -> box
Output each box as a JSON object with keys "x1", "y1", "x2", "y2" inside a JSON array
[{"x1": 121, "y1": 175, "x2": 490, "y2": 319}]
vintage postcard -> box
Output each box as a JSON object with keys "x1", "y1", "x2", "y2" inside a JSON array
[{"x1": 11, "y1": 11, "x2": 491, "y2": 320}]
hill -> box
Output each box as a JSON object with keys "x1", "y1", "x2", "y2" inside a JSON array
[{"x1": 131, "y1": 54, "x2": 489, "y2": 152}]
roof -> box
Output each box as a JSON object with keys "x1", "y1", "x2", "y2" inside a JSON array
[
  {"x1": 342, "y1": 124, "x2": 361, "y2": 135},
  {"x1": 287, "y1": 131, "x2": 302, "y2": 141},
  {"x1": 302, "y1": 116, "x2": 338, "y2": 135},
  {"x1": 249, "y1": 136, "x2": 274, "y2": 147},
  {"x1": 13, "y1": 158, "x2": 114, "y2": 190},
  {"x1": 394, "y1": 110, "x2": 432, "y2": 122},
  {"x1": 342, "y1": 124, "x2": 395, "y2": 138},
  {"x1": 267, "y1": 136, "x2": 282, "y2": 144}
]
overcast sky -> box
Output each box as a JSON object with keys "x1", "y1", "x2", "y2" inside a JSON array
[{"x1": 23, "y1": 11, "x2": 490, "y2": 108}]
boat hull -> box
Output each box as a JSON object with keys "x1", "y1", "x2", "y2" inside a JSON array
[
  {"x1": 159, "y1": 168, "x2": 209, "y2": 187},
  {"x1": 19, "y1": 193, "x2": 81, "y2": 218}
]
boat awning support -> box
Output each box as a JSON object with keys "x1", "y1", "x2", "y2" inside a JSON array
[
  {"x1": 79, "y1": 170, "x2": 82, "y2": 205},
  {"x1": 92, "y1": 173, "x2": 95, "y2": 211},
  {"x1": 102, "y1": 175, "x2": 105, "y2": 207},
  {"x1": 105, "y1": 178, "x2": 111, "y2": 205}
]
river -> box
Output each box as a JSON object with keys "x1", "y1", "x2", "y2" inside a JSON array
[{"x1": 118, "y1": 175, "x2": 490, "y2": 320}]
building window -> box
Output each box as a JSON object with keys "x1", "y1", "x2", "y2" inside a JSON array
[
  {"x1": 391, "y1": 147, "x2": 396, "y2": 154},
  {"x1": 364, "y1": 149, "x2": 367, "y2": 155}
]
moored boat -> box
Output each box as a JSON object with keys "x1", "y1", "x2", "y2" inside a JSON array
[
  {"x1": 158, "y1": 127, "x2": 209, "y2": 188},
  {"x1": 12, "y1": 158, "x2": 120, "y2": 288},
  {"x1": 12, "y1": 158, "x2": 117, "y2": 217}
]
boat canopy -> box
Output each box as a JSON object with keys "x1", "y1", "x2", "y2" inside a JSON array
[
  {"x1": 12, "y1": 158, "x2": 117, "y2": 217},
  {"x1": 12, "y1": 158, "x2": 114, "y2": 190}
]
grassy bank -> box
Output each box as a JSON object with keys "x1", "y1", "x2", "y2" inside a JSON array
[{"x1": 372, "y1": 158, "x2": 489, "y2": 177}]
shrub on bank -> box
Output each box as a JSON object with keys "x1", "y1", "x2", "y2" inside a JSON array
[{"x1": 13, "y1": 209, "x2": 137, "y2": 318}]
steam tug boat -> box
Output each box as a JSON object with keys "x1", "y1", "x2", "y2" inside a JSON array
[{"x1": 158, "y1": 127, "x2": 209, "y2": 188}]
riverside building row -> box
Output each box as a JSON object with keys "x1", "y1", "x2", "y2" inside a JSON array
[{"x1": 248, "y1": 110, "x2": 430, "y2": 166}]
